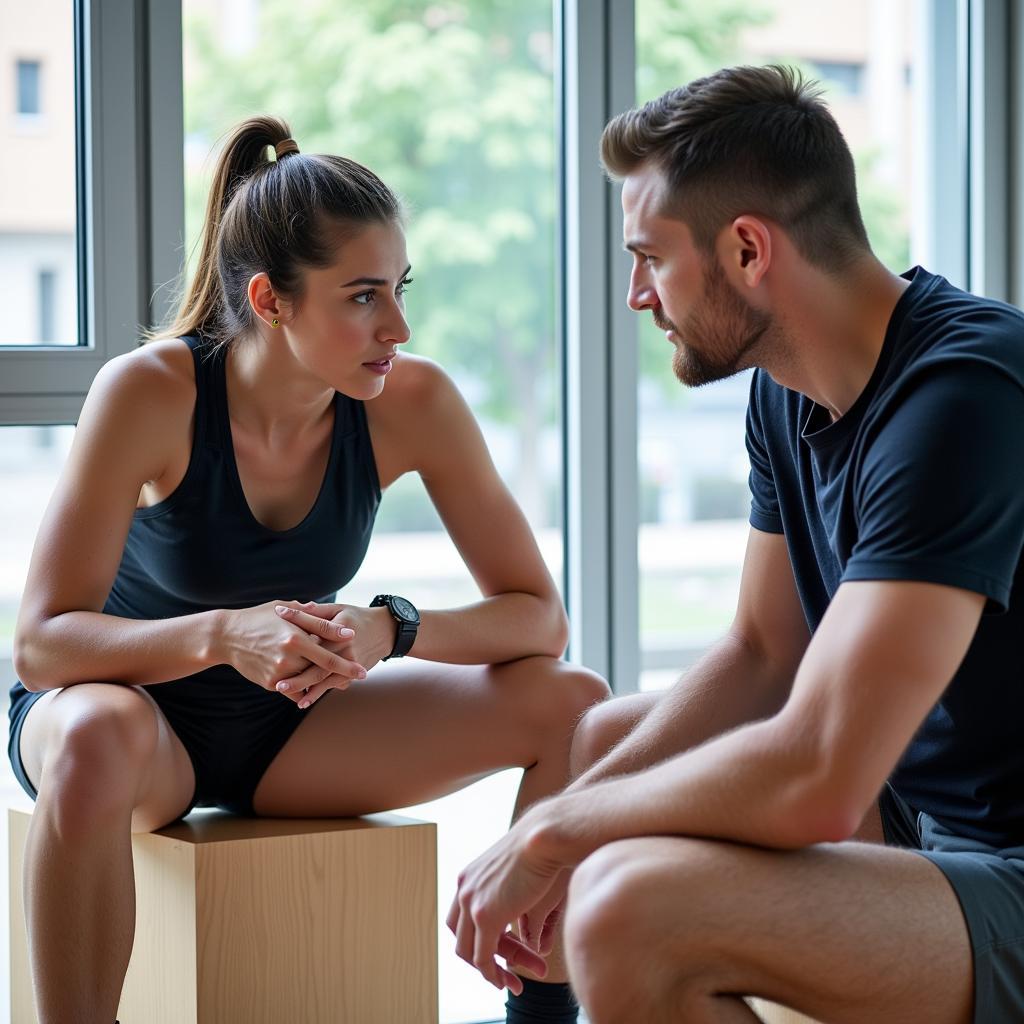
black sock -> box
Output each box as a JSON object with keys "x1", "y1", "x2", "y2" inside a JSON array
[{"x1": 505, "y1": 977, "x2": 579, "y2": 1023}]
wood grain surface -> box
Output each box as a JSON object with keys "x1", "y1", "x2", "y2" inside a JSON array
[{"x1": 9, "y1": 809, "x2": 437, "y2": 1024}]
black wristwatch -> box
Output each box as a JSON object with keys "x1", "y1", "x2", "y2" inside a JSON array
[{"x1": 370, "y1": 594, "x2": 420, "y2": 660}]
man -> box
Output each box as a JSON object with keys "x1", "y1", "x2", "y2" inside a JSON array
[{"x1": 450, "y1": 64, "x2": 1024, "y2": 1024}]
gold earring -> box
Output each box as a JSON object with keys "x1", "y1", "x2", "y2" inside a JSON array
[{"x1": 270, "y1": 318, "x2": 280, "y2": 328}]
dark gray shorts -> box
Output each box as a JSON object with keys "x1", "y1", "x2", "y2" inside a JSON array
[{"x1": 879, "y1": 784, "x2": 1024, "y2": 1024}]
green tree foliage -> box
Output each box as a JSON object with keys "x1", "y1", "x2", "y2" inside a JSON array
[
  {"x1": 185, "y1": 0, "x2": 558, "y2": 520},
  {"x1": 183, "y1": 0, "x2": 910, "y2": 518}
]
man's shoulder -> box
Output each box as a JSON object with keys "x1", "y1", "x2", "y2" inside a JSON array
[{"x1": 901, "y1": 269, "x2": 1024, "y2": 361}]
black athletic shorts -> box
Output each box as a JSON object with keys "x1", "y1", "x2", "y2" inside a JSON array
[{"x1": 7, "y1": 669, "x2": 309, "y2": 817}]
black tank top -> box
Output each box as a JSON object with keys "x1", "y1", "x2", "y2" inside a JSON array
[{"x1": 103, "y1": 335, "x2": 381, "y2": 620}]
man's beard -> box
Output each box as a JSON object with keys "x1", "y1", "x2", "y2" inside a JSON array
[{"x1": 656, "y1": 260, "x2": 772, "y2": 388}]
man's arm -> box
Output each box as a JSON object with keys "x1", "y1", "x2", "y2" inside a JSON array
[
  {"x1": 450, "y1": 576, "x2": 983, "y2": 987},
  {"x1": 536, "y1": 578, "x2": 984, "y2": 858},
  {"x1": 571, "y1": 526, "x2": 809, "y2": 790}
]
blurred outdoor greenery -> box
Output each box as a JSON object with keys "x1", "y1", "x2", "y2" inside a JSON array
[{"x1": 182, "y1": 0, "x2": 908, "y2": 543}]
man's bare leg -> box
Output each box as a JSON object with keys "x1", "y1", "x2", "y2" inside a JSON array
[{"x1": 563, "y1": 835, "x2": 972, "y2": 1024}]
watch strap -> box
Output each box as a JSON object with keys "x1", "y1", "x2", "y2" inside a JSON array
[{"x1": 371, "y1": 594, "x2": 418, "y2": 660}]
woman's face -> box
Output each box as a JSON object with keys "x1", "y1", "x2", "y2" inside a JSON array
[{"x1": 282, "y1": 220, "x2": 413, "y2": 400}]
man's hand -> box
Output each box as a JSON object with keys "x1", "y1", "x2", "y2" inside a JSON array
[{"x1": 446, "y1": 807, "x2": 571, "y2": 992}]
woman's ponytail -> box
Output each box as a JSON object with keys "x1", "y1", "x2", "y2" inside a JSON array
[{"x1": 147, "y1": 115, "x2": 295, "y2": 343}]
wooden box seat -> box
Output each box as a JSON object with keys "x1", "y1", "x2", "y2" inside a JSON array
[{"x1": 9, "y1": 808, "x2": 437, "y2": 1024}]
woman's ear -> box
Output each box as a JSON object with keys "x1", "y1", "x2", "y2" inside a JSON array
[{"x1": 247, "y1": 272, "x2": 282, "y2": 328}]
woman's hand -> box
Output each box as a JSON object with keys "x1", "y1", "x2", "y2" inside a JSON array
[
  {"x1": 271, "y1": 602, "x2": 396, "y2": 707},
  {"x1": 220, "y1": 600, "x2": 367, "y2": 697}
]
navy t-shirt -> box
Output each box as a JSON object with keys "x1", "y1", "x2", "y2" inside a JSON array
[{"x1": 746, "y1": 266, "x2": 1024, "y2": 846}]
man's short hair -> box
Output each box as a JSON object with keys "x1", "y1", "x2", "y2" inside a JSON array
[{"x1": 601, "y1": 64, "x2": 870, "y2": 272}]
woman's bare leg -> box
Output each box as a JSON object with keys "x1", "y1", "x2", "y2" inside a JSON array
[
  {"x1": 252, "y1": 656, "x2": 608, "y2": 817},
  {"x1": 17, "y1": 684, "x2": 195, "y2": 1024},
  {"x1": 252, "y1": 656, "x2": 609, "y2": 987}
]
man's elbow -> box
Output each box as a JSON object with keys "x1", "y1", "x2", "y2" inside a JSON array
[{"x1": 782, "y1": 781, "x2": 866, "y2": 848}]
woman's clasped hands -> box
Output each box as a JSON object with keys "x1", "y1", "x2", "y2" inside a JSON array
[{"x1": 222, "y1": 600, "x2": 394, "y2": 709}]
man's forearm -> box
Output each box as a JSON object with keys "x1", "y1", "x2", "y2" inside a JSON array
[
  {"x1": 570, "y1": 632, "x2": 792, "y2": 791},
  {"x1": 535, "y1": 711, "x2": 840, "y2": 867}
]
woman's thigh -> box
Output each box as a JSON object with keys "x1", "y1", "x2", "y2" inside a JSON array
[
  {"x1": 18, "y1": 683, "x2": 196, "y2": 831},
  {"x1": 252, "y1": 655, "x2": 607, "y2": 817}
]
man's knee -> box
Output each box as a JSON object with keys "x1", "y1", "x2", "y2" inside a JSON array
[
  {"x1": 564, "y1": 840, "x2": 680, "y2": 1019},
  {"x1": 565, "y1": 838, "x2": 729, "y2": 1020},
  {"x1": 569, "y1": 692, "x2": 657, "y2": 777},
  {"x1": 566, "y1": 836, "x2": 731, "y2": 956}
]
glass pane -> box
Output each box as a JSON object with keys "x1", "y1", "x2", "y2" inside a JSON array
[
  {"x1": 0, "y1": 427, "x2": 75, "y2": 1018},
  {"x1": 182, "y1": 3, "x2": 559, "y2": 1020},
  {"x1": 0, "y1": 3, "x2": 80, "y2": 346},
  {"x1": 0, "y1": 425, "x2": 75, "y2": 720},
  {"x1": 635, "y1": 0, "x2": 919, "y2": 691}
]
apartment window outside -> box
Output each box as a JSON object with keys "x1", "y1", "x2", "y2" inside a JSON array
[
  {"x1": 37, "y1": 268, "x2": 56, "y2": 343},
  {"x1": 2, "y1": 6, "x2": 78, "y2": 348},
  {"x1": 635, "y1": 0, "x2": 920, "y2": 692},
  {"x1": 813, "y1": 59, "x2": 866, "y2": 95},
  {"x1": 16, "y1": 60, "x2": 41, "y2": 116}
]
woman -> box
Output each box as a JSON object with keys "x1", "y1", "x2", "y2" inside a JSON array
[{"x1": 9, "y1": 115, "x2": 607, "y2": 1024}]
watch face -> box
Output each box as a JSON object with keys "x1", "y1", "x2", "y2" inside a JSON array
[{"x1": 391, "y1": 596, "x2": 419, "y2": 623}]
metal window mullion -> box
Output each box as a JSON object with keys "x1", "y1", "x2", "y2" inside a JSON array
[
  {"x1": 967, "y1": 0, "x2": 1010, "y2": 300},
  {"x1": 605, "y1": 1, "x2": 638, "y2": 695},
  {"x1": 1013, "y1": 0, "x2": 1024, "y2": 307},
  {"x1": 147, "y1": 1, "x2": 185, "y2": 329},
  {"x1": 911, "y1": 0, "x2": 967, "y2": 288},
  {"x1": 563, "y1": 0, "x2": 638, "y2": 692}
]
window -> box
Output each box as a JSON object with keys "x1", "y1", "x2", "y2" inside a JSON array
[
  {"x1": 16, "y1": 60, "x2": 41, "y2": 116},
  {"x1": 0, "y1": 1, "x2": 1003, "y2": 1020},
  {"x1": 1, "y1": 2, "x2": 180, "y2": 412},
  {"x1": 635, "y1": 0, "x2": 923, "y2": 691},
  {"x1": 812, "y1": 60, "x2": 865, "y2": 95},
  {"x1": 183, "y1": 3, "x2": 559, "y2": 1019}
]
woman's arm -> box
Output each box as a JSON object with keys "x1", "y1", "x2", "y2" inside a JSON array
[
  {"x1": 366, "y1": 355, "x2": 568, "y2": 665},
  {"x1": 13, "y1": 347, "x2": 357, "y2": 693}
]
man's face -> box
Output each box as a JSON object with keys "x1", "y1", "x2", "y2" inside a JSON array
[{"x1": 621, "y1": 164, "x2": 771, "y2": 387}]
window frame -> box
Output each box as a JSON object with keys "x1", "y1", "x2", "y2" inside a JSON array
[
  {"x1": 1, "y1": 0, "x2": 1008, "y2": 645},
  {"x1": 0, "y1": 0, "x2": 1017, "y2": 1020},
  {"x1": 1, "y1": 0, "x2": 1004, "y2": 697},
  {"x1": 0, "y1": 0, "x2": 184, "y2": 427}
]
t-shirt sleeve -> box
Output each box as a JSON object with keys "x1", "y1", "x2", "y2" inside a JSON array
[
  {"x1": 844, "y1": 362, "x2": 1024, "y2": 611},
  {"x1": 745, "y1": 370, "x2": 785, "y2": 535}
]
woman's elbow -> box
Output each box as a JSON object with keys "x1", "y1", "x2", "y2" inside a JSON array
[
  {"x1": 544, "y1": 600, "x2": 570, "y2": 658},
  {"x1": 12, "y1": 645, "x2": 40, "y2": 691},
  {"x1": 12, "y1": 623, "x2": 49, "y2": 691}
]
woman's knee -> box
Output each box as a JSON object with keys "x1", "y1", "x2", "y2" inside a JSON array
[
  {"x1": 35, "y1": 687, "x2": 162, "y2": 831},
  {"x1": 558, "y1": 662, "x2": 611, "y2": 718},
  {"x1": 507, "y1": 657, "x2": 609, "y2": 734}
]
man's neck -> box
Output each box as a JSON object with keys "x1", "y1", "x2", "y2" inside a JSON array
[{"x1": 762, "y1": 259, "x2": 912, "y2": 421}]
